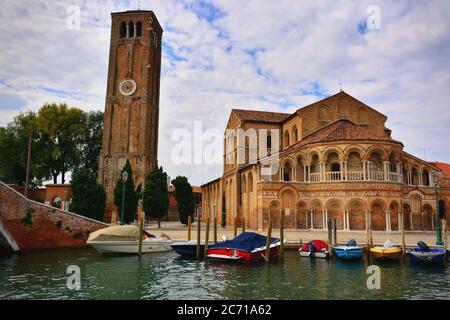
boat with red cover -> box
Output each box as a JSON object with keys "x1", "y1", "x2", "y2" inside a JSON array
[
  {"x1": 207, "y1": 232, "x2": 281, "y2": 263},
  {"x1": 299, "y1": 240, "x2": 330, "y2": 259}
]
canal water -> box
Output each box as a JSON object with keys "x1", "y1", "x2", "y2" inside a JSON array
[{"x1": 0, "y1": 248, "x2": 448, "y2": 299}]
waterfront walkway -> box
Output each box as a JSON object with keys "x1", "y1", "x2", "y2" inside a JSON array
[{"x1": 145, "y1": 221, "x2": 449, "y2": 248}]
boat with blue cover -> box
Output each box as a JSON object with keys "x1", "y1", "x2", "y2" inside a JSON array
[
  {"x1": 207, "y1": 232, "x2": 280, "y2": 262},
  {"x1": 170, "y1": 240, "x2": 205, "y2": 258},
  {"x1": 333, "y1": 239, "x2": 363, "y2": 260},
  {"x1": 406, "y1": 241, "x2": 447, "y2": 264}
]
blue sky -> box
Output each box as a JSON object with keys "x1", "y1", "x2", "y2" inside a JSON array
[{"x1": 0, "y1": 0, "x2": 450, "y2": 185}]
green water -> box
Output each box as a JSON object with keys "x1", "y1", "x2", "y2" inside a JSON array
[{"x1": 0, "y1": 248, "x2": 448, "y2": 299}]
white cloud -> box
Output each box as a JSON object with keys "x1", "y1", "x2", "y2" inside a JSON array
[{"x1": 0, "y1": 0, "x2": 449, "y2": 185}]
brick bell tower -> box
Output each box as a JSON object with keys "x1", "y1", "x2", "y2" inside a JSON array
[{"x1": 98, "y1": 10, "x2": 163, "y2": 220}]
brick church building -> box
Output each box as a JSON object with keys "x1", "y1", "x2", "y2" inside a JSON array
[{"x1": 202, "y1": 91, "x2": 450, "y2": 233}]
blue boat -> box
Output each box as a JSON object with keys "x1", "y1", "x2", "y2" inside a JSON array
[
  {"x1": 333, "y1": 239, "x2": 363, "y2": 260},
  {"x1": 171, "y1": 240, "x2": 205, "y2": 258},
  {"x1": 406, "y1": 241, "x2": 447, "y2": 264}
]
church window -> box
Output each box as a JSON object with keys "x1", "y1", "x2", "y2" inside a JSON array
[
  {"x1": 136, "y1": 21, "x2": 142, "y2": 37},
  {"x1": 120, "y1": 22, "x2": 127, "y2": 38},
  {"x1": 129, "y1": 21, "x2": 135, "y2": 38},
  {"x1": 284, "y1": 130, "x2": 290, "y2": 148},
  {"x1": 293, "y1": 126, "x2": 298, "y2": 142},
  {"x1": 266, "y1": 134, "x2": 272, "y2": 150}
]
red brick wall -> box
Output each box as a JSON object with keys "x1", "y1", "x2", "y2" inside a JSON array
[{"x1": 0, "y1": 182, "x2": 107, "y2": 251}]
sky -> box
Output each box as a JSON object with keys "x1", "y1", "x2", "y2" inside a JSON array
[{"x1": 0, "y1": 0, "x2": 450, "y2": 186}]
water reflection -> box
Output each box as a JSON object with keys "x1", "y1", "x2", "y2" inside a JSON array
[{"x1": 0, "y1": 248, "x2": 448, "y2": 300}]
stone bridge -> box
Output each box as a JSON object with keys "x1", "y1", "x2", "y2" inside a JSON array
[{"x1": 0, "y1": 181, "x2": 107, "y2": 252}]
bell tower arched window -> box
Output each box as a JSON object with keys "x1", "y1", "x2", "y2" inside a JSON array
[
  {"x1": 136, "y1": 21, "x2": 142, "y2": 37},
  {"x1": 129, "y1": 21, "x2": 135, "y2": 38},
  {"x1": 120, "y1": 22, "x2": 127, "y2": 38}
]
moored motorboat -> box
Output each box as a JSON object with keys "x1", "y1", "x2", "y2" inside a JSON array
[
  {"x1": 406, "y1": 241, "x2": 447, "y2": 264},
  {"x1": 370, "y1": 239, "x2": 402, "y2": 261},
  {"x1": 299, "y1": 240, "x2": 329, "y2": 259},
  {"x1": 171, "y1": 240, "x2": 205, "y2": 258},
  {"x1": 171, "y1": 236, "x2": 228, "y2": 258},
  {"x1": 87, "y1": 225, "x2": 172, "y2": 254},
  {"x1": 207, "y1": 232, "x2": 280, "y2": 263},
  {"x1": 333, "y1": 239, "x2": 363, "y2": 260}
]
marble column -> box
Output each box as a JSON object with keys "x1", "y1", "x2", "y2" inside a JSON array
[
  {"x1": 383, "y1": 161, "x2": 390, "y2": 181},
  {"x1": 385, "y1": 210, "x2": 391, "y2": 232},
  {"x1": 362, "y1": 161, "x2": 367, "y2": 181},
  {"x1": 340, "y1": 161, "x2": 344, "y2": 181},
  {"x1": 344, "y1": 161, "x2": 348, "y2": 181},
  {"x1": 303, "y1": 165, "x2": 307, "y2": 182},
  {"x1": 310, "y1": 210, "x2": 314, "y2": 230}
]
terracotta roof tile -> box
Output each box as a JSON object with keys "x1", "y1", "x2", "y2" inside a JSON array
[
  {"x1": 283, "y1": 119, "x2": 401, "y2": 154},
  {"x1": 232, "y1": 109, "x2": 291, "y2": 123},
  {"x1": 429, "y1": 162, "x2": 450, "y2": 177}
]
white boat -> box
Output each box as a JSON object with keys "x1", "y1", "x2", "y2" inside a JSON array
[{"x1": 87, "y1": 225, "x2": 172, "y2": 254}]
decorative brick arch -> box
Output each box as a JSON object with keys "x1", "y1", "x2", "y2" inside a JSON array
[
  {"x1": 322, "y1": 147, "x2": 344, "y2": 162},
  {"x1": 346, "y1": 198, "x2": 368, "y2": 230},
  {"x1": 309, "y1": 198, "x2": 323, "y2": 229},
  {"x1": 343, "y1": 145, "x2": 366, "y2": 160},
  {"x1": 325, "y1": 198, "x2": 344, "y2": 229},
  {"x1": 370, "y1": 198, "x2": 387, "y2": 231},
  {"x1": 389, "y1": 200, "x2": 400, "y2": 231},
  {"x1": 367, "y1": 145, "x2": 388, "y2": 161},
  {"x1": 295, "y1": 200, "x2": 309, "y2": 229},
  {"x1": 306, "y1": 148, "x2": 321, "y2": 163}
]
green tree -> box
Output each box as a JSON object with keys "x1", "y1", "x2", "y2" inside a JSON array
[
  {"x1": 79, "y1": 111, "x2": 103, "y2": 176},
  {"x1": 0, "y1": 112, "x2": 48, "y2": 186},
  {"x1": 113, "y1": 159, "x2": 138, "y2": 224},
  {"x1": 172, "y1": 176, "x2": 195, "y2": 225},
  {"x1": 143, "y1": 166, "x2": 169, "y2": 228},
  {"x1": 36, "y1": 103, "x2": 85, "y2": 183},
  {"x1": 69, "y1": 168, "x2": 106, "y2": 221}
]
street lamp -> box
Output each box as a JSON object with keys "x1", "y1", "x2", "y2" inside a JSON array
[
  {"x1": 120, "y1": 171, "x2": 128, "y2": 225},
  {"x1": 432, "y1": 173, "x2": 444, "y2": 245}
]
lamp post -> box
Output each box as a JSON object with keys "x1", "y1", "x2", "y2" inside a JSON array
[
  {"x1": 120, "y1": 171, "x2": 128, "y2": 225},
  {"x1": 432, "y1": 173, "x2": 444, "y2": 246}
]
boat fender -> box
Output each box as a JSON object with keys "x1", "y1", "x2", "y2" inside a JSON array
[
  {"x1": 347, "y1": 239, "x2": 357, "y2": 247},
  {"x1": 417, "y1": 241, "x2": 431, "y2": 252}
]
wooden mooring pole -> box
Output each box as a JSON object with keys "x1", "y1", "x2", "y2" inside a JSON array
[
  {"x1": 401, "y1": 212, "x2": 406, "y2": 254},
  {"x1": 442, "y1": 219, "x2": 447, "y2": 261},
  {"x1": 280, "y1": 210, "x2": 285, "y2": 259},
  {"x1": 327, "y1": 218, "x2": 333, "y2": 257},
  {"x1": 264, "y1": 214, "x2": 272, "y2": 263},
  {"x1": 196, "y1": 215, "x2": 201, "y2": 259},
  {"x1": 204, "y1": 215, "x2": 210, "y2": 259},
  {"x1": 242, "y1": 217, "x2": 246, "y2": 233},
  {"x1": 187, "y1": 215, "x2": 192, "y2": 241},
  {"x1": 333, "y1": 218, "x2": 337, "y2": 247},
  {"x1": 213, "y1": 205, "x2": 217, "y2": 244},
  {"x1": 369, "y1": 211, "x2": 373, "y2": 248},
  {"x1": 234, "y1": 216, "x2": 237, "y2": 238},
  {"x1": 138, "y1": 201, "x2": 144, "y2": 257}
]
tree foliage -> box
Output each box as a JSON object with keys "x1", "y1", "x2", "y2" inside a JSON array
[
  {"x1": 113, "y1": 159, "x2": 138, "y2": 224},
  {"x1": 36, "y1": 103, "x2": 85, "y2": 184},
  {"x1": 143, "y1": 166, "x2": 169, "y2": 228},
  {"x1": 171, "y1": 176, "x2": 195, "y2": 225},
  {"x1": 0, "y1": 104, "x2": 104, "y2": 186},
  {"x1": 69, "y1": 168, "x2": 106, "y2": 221}
]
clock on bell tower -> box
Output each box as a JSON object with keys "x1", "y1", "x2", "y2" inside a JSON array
[{"x1": 98, "y1": 10, "x2": 163, "y2": 219}]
